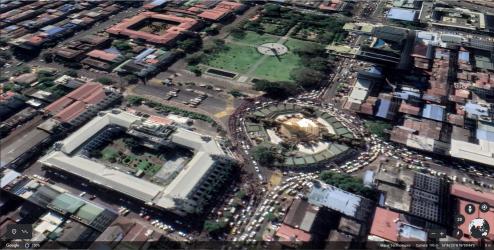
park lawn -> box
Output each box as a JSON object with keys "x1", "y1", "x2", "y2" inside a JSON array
[
  {"x1": 253, "y1": 52, "x2": 300, "y2": 82},
  {"x1": 284, "y1": 38, "x2": 319, "y2": 51},
  {"x1": 253, "y1": 38, "x2": 316, "y2": 82},
  {"x1": 205, "y1": 43, "x2": 263, "y2": 73},
  {"x1": 229, "y1": 31, "x2": 279, "y2": 46}
]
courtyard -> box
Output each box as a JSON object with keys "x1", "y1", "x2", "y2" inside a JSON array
[{"x1": 96, "y1": 136, "x2": 192, "y2": 186}]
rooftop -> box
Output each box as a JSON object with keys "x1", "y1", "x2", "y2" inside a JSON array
[
  {"x1": 308, "y1": 181, "x2": 374, "y2": 221},
  {"x1": 369, "y1": 207, "x2": 427, "y2": 242},
  {"x1": 276, "y1": 224, "x2": 312, "y2": 243},
  {"x1": 39, "y1": 110, "x2": 226, "y2": 213},
  {"x1": 106, "y1": 12, "x2": 198, "y2": 45},
  {"x1": 387, "y1": 8, "x2": 417, "y2": 22}
]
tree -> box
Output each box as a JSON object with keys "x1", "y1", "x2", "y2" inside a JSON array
[
  {"x1": 294, "y1": 44, "x2": 326, "y2": 58},
  {"x1": 189, "y1": 65, "x2": 202, "y2": 76},
  {"x1": 123, "y1": 137, "x2": 140, "y2": 151},
  {"x1": 264, "y1": 212, "x2": 276, "y2": 221},
  {"x1": 64, "y1": 62, "x2": 82, "y2": 69},
  {"x1": 254, "y1": 80, "x2": 299, "y2": 98},
  {"x1": 263, "y1": 3, "x2": 281, "y2": 17},
  {"x1": 127, "y1": 96, "x2": 143, "y2": 106},
  {"x1": 305, "y1": 57, "x2": 328, "y2": 72},
  {"x1": 251, "y1": 144, "x2": 277, "y2": 166},
  {"x1": 204, "y1": 220, "x2": 227, "y2": 235},
  {"x1": 97, "y1": 77, "x2": 114, "y2": 85},
  {"x1": 230, "y1": 28, "x2": 245, "y2": 39},
  {"x1": 204, "y1": 26, "x2": 219, "y2": 36},
  {"x1": 13, "y1": 66, "x2": 30, "y2": 76},
  {"x1": 319, "y1": 171, "x2": 379, "y2": 201},
  {"x1": 186, "y1": 52, "x2": 203, "y2": 66},
  {"x1": 0, "y1": 51, "x2": 12, "y2": 60},
  {"x1": 177, "y1": 36, "x2": 202, "y2": 53},
  {"x1": 64, "y1": 70, "x2": 78, "y2": 77},
  {"x1": 0, "y1": 37, "x2": 8, "y2": 47},
  {"x1": 37, "y1": 70, "x2": 54, "y2": 78},
  {"x1": 42, "y1": 52, "x2": 53, "y2": 63},
  {"x1": 229, "y1": 90, "x2": 245, "y2": 97},
  {"x1": 125, "y1": 75, "x2": 139, "y2": 84},
  {"x1": 112, "y1": 40, "x2": 132, "y2": 52},
  {"x1": 290, "y1": 68, "x2": 324, "y2": 88}
]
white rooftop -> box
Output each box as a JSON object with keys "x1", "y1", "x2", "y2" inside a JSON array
[
  {"x1": 308, "y1": 182, "x2": 362, "y2": 217},
  {"x1": 39, "y1": 110, "x2": 226, "y2": 211},
  {"x1": 348, "y1": 78, "x2": 371, "y2": 104}
]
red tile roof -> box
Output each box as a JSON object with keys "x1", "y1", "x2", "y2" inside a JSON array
[
  {"x1": 107, "y1": 12, "x2": 198, "y2": 45},
  {"x1": 403, "y1": 117, "x2": 442, "y2": 140},
  {"x1": 86, "y1": 49, "x2": 120, "y2": 62},
  {"x1": 447, "y1": 114, "x2": 464, "y2": 126},
  {"x1": 399, "y1": 102, "x2": 421, "y2": 116},
  {"x1": 198, "y1": 1, "x2": 243, "y2": 21},
  {"x1": 54, "y1": 101, "x2": 86, "y2": 123},
  {"x1": 276, "y1": 224, "x2": 312, "y2": 243},
  {"x1": 82, "y1": 87, "x2": 106, "y2": 104},
  {"x1": 0, "y1": 91, "x2": 16, "y2": 101},
  {"x1": 44, "y1": 82, "x2": 106, "y2": 123},
  {"x1": 66, "y1": 82, "x2": 102, "y2": 100},
  {"x1": 198, "y1": 10, "x2": 225, "y2": 21},
  {"x1": 370, "y1": 208, "x2": 400, "y2": 242},
  {"x1": 45, "y1": 96, "x2": 74, "y2": 114},
  {"x1": 451, "y1": 184, "x2": 494, "y2": 206},
  {"x1": 148, "y1": 115, "x2": 173, "y2": 126},
  {"x1": 319, "y1": 0, "x2": 341, "y2": 10}
]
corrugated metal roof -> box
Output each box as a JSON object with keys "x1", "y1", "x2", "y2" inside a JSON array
[
  {"x1": 308, "y1": 183, "x2": 362, "y2": 217},
  {"x1": 458, "y1": 51, "x2": 470, "y2": 62},
  {"x1": 376, "y1": 99, "x2": 392, "y2": 118},
  {"x1": 135, "y1": 48, "x2": 155, "y2": 61},
  {"x1": 464, "y1": 102, "x2": 489, "y2": 117},
  {"x1": 387, "y1": 7, "x2": 416, "y2": 21},
  {"x1": 476, "y1": 128, "x2": 494, "y2": 142},
  {"x1": 45, "y1": 26, "x2": 64, "y2": 36},
  {"x1": 422, "y1": 104, "x2": 445, "y2": 121}
]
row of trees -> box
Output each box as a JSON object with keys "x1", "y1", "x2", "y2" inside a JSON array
[{"x1": 126, "y1": 95, "x2": 216, "y2": 124}]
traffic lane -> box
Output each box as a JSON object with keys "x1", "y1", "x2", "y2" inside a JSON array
[{"x1": 425, "y1": 161, "x2": 494, "y2": 189}]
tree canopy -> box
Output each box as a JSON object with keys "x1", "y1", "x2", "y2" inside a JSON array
[
  {"x1": 204, "y1": 220, "x2": 228, "y2": 235},
  {"x1": 251, "y1": 144, "x2": 277, "y2": 166},
  {"x1": 230, "y1": 28, "x2": 246, "y2": 39},
  {"x1": 177, "y1": 36, "x2": 202, "y2": 53},
  {"x1": 253, "y1": 80, "x2": 299, "y2": 99},
  {"x1": 64, "y1": 70, "x2": 78, "y2": 77},
  {"x1": 290, "y1": 68, "x2": 324, "y2": 88},
  {"x1": 319, "y1": 171, "x2": 379, "y2": 201},
  {"x1": 97, "y1": 77, "x2": 114, "y2": 85}
]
